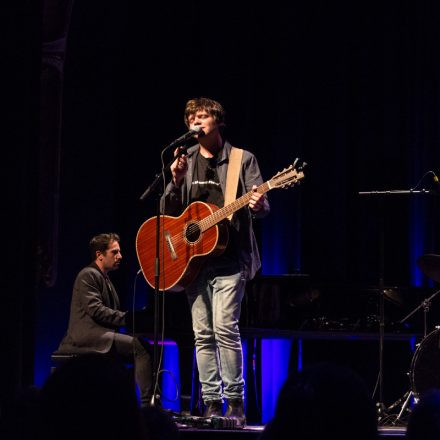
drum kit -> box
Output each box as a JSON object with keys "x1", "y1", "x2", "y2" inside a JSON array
[{"x1": 384, "y1": 254, "x2": 440, "y2": 425}]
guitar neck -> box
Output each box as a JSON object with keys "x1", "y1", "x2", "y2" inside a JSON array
[{"x1": 199, "y1": 181, "x2": 271, "y2": 232}]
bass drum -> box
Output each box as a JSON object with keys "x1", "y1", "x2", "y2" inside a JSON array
[{"x1": 410, "y1": 327, "x2": 440, "y2": 399}]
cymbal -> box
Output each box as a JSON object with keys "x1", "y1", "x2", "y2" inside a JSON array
[
  {"x1": 417, "y1": 254, "x2": 440, "y2": 283},
  {"x1": 383, "y1": 288, "x2": 405, "y2": 306}
]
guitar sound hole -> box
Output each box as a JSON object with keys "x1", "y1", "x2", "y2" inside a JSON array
[{"x1": 185, "y1": 223, "x2": 201, "y2": 243}]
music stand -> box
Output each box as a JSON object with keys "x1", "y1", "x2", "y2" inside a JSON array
[{"x1": 358, "y1": 188, "x2": 436, "y2": 420}]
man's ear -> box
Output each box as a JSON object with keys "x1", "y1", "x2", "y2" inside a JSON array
[{"x1": 96, "y1": 251, "x2": 103, "y2": 261}]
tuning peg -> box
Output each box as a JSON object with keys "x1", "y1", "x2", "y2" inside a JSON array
[{"x1": 293, "y1": 158, "x2": 299, "y2": 167}]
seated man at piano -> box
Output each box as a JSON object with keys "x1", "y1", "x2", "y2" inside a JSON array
[
  {"x1": 160, "y1": 97, "x2": 270, "y2": 426},
  {"x1": 57, "y1": 233, "x2": 153, "y2": 407}
]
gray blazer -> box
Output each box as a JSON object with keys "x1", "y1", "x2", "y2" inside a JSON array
[
  {"x1": 58, "y1": 263, "x2": 126, "y2": 353},
  {"x1": 161, "y1": 141, "x2": 270, "y2": 280}
]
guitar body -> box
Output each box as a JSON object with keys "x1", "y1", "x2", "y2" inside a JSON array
[{"x1": 136, "y1": 201, "x2": 229, "y2": 292}]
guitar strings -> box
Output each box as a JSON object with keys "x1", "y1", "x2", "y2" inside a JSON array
[
  {"x1": 163, "y1": 171, "x2": 299, "y2": 250},
  {"x1": 167, "y1": 184, "x2": 269, "y2": 245}
]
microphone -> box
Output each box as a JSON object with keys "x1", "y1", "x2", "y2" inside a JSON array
[
  {"x1": 433, "y1": 172, "x2": 440, "y2": 193},
  {"x1": 167, "y1": 126, "x2": 205, "y2": 150}
]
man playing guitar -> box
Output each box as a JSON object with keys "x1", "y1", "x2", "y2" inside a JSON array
[{"x1": 161, "y1": 97, "x2": 270, "y2": 426}]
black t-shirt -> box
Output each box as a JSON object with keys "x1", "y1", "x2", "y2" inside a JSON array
[
  {"x1": 190, "y1": 151, "x2": 224, "y2": 207},
  {"x1": 190, "y1": 150, "x2": 239, "y2": 260}
]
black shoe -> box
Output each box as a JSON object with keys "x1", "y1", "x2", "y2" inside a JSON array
[
  {"x1": 203, "y1": 400, "x2": 223, "y2": 417},
  {"x1": 225, "y1": 398, "x2": 246, "y2": 427}
]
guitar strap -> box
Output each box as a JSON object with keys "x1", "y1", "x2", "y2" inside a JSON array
[{"x1": 224, "y1": 146, "x2": 243, "y2": 221}]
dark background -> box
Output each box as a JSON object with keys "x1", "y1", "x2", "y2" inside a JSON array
[{"x1": 4, "y1": 0, "x2": 440, "y2": 417}]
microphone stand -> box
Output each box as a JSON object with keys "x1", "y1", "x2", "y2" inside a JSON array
[
  {"x1": 358, "y1": 189, "x2": 434, "y2": 196},
  {"x1": 139, "y1": 143, "x2": 191, "y2": 407},
  {"x1": 358, "y1": 187, "x2": 437, "y2": 421}
]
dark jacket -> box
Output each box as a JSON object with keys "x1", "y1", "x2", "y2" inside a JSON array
[
  {"x1": 161, "y1": 141, "x2": 270, "y2": 280},
  {"x1": 58, "y1": 262, "x2": 126, "y2": 353}
]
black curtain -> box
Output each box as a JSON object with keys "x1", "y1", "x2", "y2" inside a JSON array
[{"x1": 5, "y1": 0, "x2": 440, "y2": 410}]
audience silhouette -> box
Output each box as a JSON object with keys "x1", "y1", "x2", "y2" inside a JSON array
[
  {"x1": 260, "y1": 362, "x2": 377, "y2": 440},
  {"x1": 36, "y1": 353, "x2": 143, "y2": 440},
  {"x1": 4, "y1": 358, "x2": 382, "y2": 440}
]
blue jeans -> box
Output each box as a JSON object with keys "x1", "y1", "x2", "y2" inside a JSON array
[{"x1": 186, "y1": 257, "x2": 246, "y2": 402}]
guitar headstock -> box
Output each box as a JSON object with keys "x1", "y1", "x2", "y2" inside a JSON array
[{"x1": 268, "y1": 159, "x2": 306, "y2": 190}]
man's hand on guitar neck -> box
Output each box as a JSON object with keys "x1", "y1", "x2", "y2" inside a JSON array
[
  {"x1": 171, "y1": 147, "x2": 188, "y2": 187},
  {"x1": 249, "y1": 185, "x2": 265, "y2": 212}
]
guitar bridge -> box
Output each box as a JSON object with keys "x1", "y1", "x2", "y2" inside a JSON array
[{"x1": 165, "y1": 230, "x2": 177, "y2": 260}]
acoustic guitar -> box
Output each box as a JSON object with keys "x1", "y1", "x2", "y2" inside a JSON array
[{"x1": 136, "y1": 160, "x2": 305, "y2": 292}]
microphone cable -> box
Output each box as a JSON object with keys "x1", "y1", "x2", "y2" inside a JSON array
[
  {"x1": 132, "y1": 268, "x2": 179, "y2": 405},
  {"x1": 410, "y1": 170, "x2": 439, "y2": 191}
]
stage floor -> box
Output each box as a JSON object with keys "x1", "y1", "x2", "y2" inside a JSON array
[{"x1": 177, "y1": 425, "x2": 406, "y2": 439}]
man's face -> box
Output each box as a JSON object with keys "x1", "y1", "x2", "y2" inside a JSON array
[
  {"x1": 188, "y1": 109, "x2": 219, "y2": 137},
  {"x1": 98, "y1": 240, "x2": 122, "y2": 272}
]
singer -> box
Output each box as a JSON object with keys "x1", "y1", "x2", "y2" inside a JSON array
[{"x1": 161, "y1": 97, "x2": 270, "y2": 426}]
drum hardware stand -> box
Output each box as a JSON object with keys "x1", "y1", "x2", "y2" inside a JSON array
[
  {"x1": 383, "y1": 289, "x2": 440, "y2": 424},
  {"x1": 399, "y1": 288, "x2": 440, "y2": 338},
  {"x1": 376, "y1": 276, "x2": 387, "y2": 419},
  {"x1": 385, "y1": 390, "x2": 415, "y2": 425},
  {"x1": 358, "y1": 190, "x2": 388, "y2": 418}
]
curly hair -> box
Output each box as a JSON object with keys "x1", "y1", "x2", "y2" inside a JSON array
[{"x1": 184, "y1": 97, "x2": 226, "y2": 128}]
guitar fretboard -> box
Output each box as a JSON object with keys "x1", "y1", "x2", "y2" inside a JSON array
[{"x1": 199, "y1": 181, "x2": 271, "y2": 232}]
